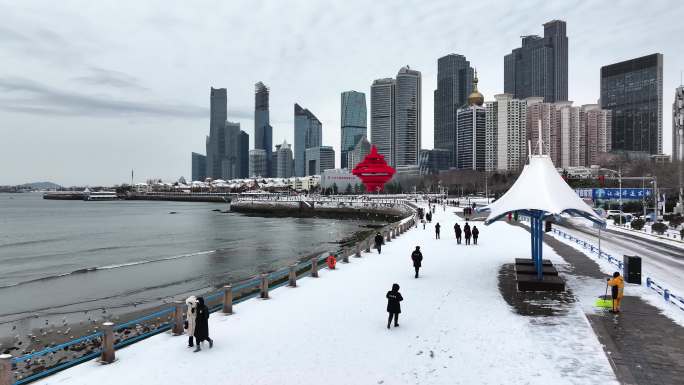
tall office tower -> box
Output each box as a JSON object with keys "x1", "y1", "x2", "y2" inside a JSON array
[
  {"x1": 276, "y1": 140, "x2": 294, "y2": 178},
  {"x1": 456, "y1": 72, "x2": 486, "y2": 170},
  {"x1": 581, "y1": 104, "x2": 612, "y2": 166},
  {"x1": 294, "y1": 103, "x2": 323, "y2": 177},
  {"x1": 526, "y1": 97, "x2": 561, "y2": 165},
  {"x1": 206, "y1": 87, "x2": 228, "y2": 178},
  {"x1": 348, "y1": 136, "x2": 371, "y2": 170},
  {"x1": 254, "y1": 82, "x2": 273, "y2": 175},
  {"x1": 191, "y1": 152, "x2": 207, "y2": 182},
  {"x1": 221, "y1": 121, "x2": 241, "y2": 179},
  {"x1": 340, "y1": 91, "x2": 367, "y2": 169},
  {"x1": 600, "y1": 53, "x2": 663, "y2": 155},
  {"x1": 394, "y1": 66, "x2": 422, "y2": 167},
  {"x1": 238, "y1": 130, "x2": 250, "y2": 178},
  {"x1": 504, "y1": 20, "x2": 568, "y2": 102},
  {"x1": 434, "y1": 54, "x2": 474, "y2": 167},
  {"x1": 484, "y1": 94, "x2": 527, "y2": 172},
  {"x1": 249, "y1": 149, "x2": 268, "y2": 178},
  {"x1": 305, "y1": 146, "x2": 335, "y2": 176},
  {"x1": 556, "y1": 102, "x2": 582, "y2": 168},
  {"x1": 675, "y1": 86, "x2": 684, "y2": 162},
  {"x1": 370, "y1": 78, "x2": 396, "y2": 166}
]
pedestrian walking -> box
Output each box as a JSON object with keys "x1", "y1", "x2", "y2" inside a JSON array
[
  {"x1": 472, "y1": 226, "x2": 479, "y2": 245},
  {"x1": 454, "y1": 223, "x2": 462, "y2": 244},
  {"x1": 192, "y1": 297, "x2": 213, "y2": 352},
  {"x1": 184, "y1": 296, "x2": 198, "y2": 348},
  {"x1": 411, "y1": 246, "x2": 423, "y2": 278},
  {"x1": 435, "y1": 222, "x2": 441, "y2": 239},
  {"x1": 422, "y1": 218, "x2": 426, "y2": 229},
  {"x1": 374, "y1": 232, "x2": 384, "y2": 254},
  {"x1": 607, "y1": 272, "x2": 625, "y2": 313},
  {"x1": 426, "y1": 212, "x2": 432, "y2": 223},
  {"x1": 386, "y1": 283, "x2": 403, "y2": 329},
  {"x1": 464, "y1": 222, "x2": 472, "y2": 245}
]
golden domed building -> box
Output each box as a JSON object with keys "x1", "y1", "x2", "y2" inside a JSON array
[{"x1": 456, "y1": 69, "x2": 487, "y2": 171}]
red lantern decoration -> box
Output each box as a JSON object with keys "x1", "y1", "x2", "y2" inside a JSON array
[{"x1": 352, "y1": 145, "x2": 396, "y2": 192}]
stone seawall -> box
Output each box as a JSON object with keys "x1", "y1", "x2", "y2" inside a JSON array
[{"x1": 230, "y1": 200, "x2": 411, "y2": 222}]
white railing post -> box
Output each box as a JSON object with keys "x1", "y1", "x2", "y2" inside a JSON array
[
  {"x1": 288, "y1": 264, "x2": 298, "y2": 287},
  {"x1": 100, "y1": 322, "x2": 115, "y2": 364},
  {"x1": 0, "y1": 354, "x2": 12, "y2": 385},
  {"x1": 260, "y1": 273, "x2": 269, "y2": 299},
  {"x1": 222, "y1": 285, "x2": 233, "y2": 314},
  {"x1": 172, "y1": 300, "x2": 184, "y2": 335}
]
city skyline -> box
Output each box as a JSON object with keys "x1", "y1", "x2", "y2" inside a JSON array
[{"x1": 2, "y1": 1, "x2": 684, "y2": 185}]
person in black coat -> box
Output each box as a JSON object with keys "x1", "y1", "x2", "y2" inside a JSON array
[
  {"x1": 472, "y1": 226, "x2": 479, "y2": 245},
  {"x1": 411, "y1": 246, "x2": 423, "y2": 278},
  {"x1": 435, "y1": 222, "x2": 441, "y2": 239},
  {"x1": 374, "y1": 232, "x2": 384, "y2": 254},
  {"x1": 463, "y1": 223, "x2": 472, "y2": 245},
  {"x1": 386, "y1": 283, "x2": 403, "y2": 329},
  {"x1": 454, "y1": 223, "x2": 462, "y2": 244},
  {"x1": 193, "y1": 297, "x2": 213, "y2": 352}
]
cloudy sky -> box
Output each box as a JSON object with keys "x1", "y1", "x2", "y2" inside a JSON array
[{"x1": 1, "y1": 0, "x2": 683, "y2": 186}]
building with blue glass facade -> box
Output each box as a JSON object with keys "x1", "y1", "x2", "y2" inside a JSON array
[
  {"x1": 340, "y1": 91, "x2": 367, "y2": 169},
  {"x1": 294, "y1": 103, "x2": 322, "y2": 177}
]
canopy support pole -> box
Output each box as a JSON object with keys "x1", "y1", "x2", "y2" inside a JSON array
[{"x1": 531, "y1": 210, "x2": 544, "y2": 280}]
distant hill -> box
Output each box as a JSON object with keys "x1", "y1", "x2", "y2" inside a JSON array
[{"x1": 20, "y1": 181, "x2": 62, "y2": 190}]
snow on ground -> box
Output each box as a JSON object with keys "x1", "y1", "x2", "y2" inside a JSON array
[
  {"x1": 551, "y1": 230, "x2": 684, "y2": 327},
  {"x1": 606, "y1": 223, "x2": 684, "y2": 249},
  {"x1": 37, "y1": 205, "x2": 617, "y2": 385}
]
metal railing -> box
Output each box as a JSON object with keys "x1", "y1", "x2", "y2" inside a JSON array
[{"x1": 0, "y1": 210, "x2": 417, "y2": 385}]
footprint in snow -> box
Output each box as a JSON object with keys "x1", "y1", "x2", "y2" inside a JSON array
[
  {"x1": 416, "y1": 350, "x2": 423, "y2": 355},
  {"x1": 429, "y1": 350, "x2": 435, "y2": 358}
]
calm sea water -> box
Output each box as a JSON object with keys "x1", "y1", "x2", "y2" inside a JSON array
[{"x1": 0, "y1": 193, "x2": 373, "y2": 336}]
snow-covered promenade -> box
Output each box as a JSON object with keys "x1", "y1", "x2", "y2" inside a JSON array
[{"x1": 37, "y1": 205, "x2": 617, "y2": 385}]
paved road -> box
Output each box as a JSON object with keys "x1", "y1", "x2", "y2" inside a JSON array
[{"x1": 556, "y1": 222, "x2": 684, "y2": 294}]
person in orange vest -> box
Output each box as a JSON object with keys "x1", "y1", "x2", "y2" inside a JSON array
[
  {"x1": 326, "y1": 254, "x2": 337, "y2": 269},
  {"x1": 607, "y1": 271, "x2": 625, "y2": 313}
]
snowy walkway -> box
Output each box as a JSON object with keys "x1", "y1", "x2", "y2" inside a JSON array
[{"x1": 37, "y1": 205, "x2": 617, "y2": 385}]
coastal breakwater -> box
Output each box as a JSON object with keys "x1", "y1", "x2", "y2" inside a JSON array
[{"x1": 229, "y1": 199, "x2": 414, "y2": 222}]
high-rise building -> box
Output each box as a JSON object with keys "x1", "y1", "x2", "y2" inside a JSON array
[
  {"x1": 556, "y1": 102, "x2": 581, "y2": 168},
  {"x1": 526, "y1": 97, "x2": 561, "y2": 165},
  {"x1": 276, "y1": 140, "x2": 294, "y2": 178},
  {"x1": 294, "y1": 103, "x2": 323, "y2": 177},
  {"x1": 394, "y1": 66, "x2": 421, "y2": 167},
  {"x1": 238, "y1": 130, "x2": 249, "y2": 178},
  {"x1": 221, "y1": 121, "x2": 241, "y2": 179},
  {"x1": 305, "y1": 146, "x2": 335, "y2": 176},
  {"x1": 206, "y1": 87, "x2": 227, "y2": 178},
  {"x1": 370, "y1": 78, "x2": 396, "y2": 166},
  {"x1": 254, "y1": 82, "x2": 273, "y2": 175},
  {"x1": 581, "y1": 104, "x2": 612, "y2": 166},
  {"x1": 348, "y1": 136, "x2": 371, "y2": 170},
  {"x1": 674, "y1": 86, "x2": 684, "y2": 162},
  {"x1": 456, "y1": 71, "x2": 486, "y2": 170},
  {"x1": 600, "y1": 53, "x2": 663, "y2": 155},
  {"x1": 485, "y1": 94, "x2": 527, "y2": 172},
  {"x1": 249, "y1": 149, "x2": 268, "y2": 178},
  {"x1": 504, "y1": 20, "x2": 568, "y2": 103},
  {"x1": 419, "y1": 149, "x2": 451, "y2": 175},
  {"x1": 191, "y1": 152, "x2": 207, "y2": 182},
  {"x1": 434, "y1": 54, "x2": 474, "y2": 166},
  {"x1": 340, "y1": 91, "x2": 367, "y2": 169}
]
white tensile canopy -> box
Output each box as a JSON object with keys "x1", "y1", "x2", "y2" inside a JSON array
[{"x1": 479, "y1": 155, "x2": 605, "y2": 226}]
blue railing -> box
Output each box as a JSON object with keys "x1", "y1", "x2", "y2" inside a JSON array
[
  {"x1": 551, "y1": 227, "x2": 684, "y2": 312},
  {"x1": 5, "y1": 213, "x2": 416, "y2": 385}
]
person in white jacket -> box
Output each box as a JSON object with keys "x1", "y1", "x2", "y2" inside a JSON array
[{"x1": 185, "y1": 296, "x2": 198, "y2": 348}]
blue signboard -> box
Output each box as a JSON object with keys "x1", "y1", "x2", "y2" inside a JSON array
[{"x1": 591, "y1": 188, "x2": 652, "y2": 201}]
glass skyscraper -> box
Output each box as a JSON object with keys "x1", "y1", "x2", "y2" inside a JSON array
[
  {"x1": 254, "y1": 82, "x2": 273, "y2": 176},
  {"x1": 191, "y1": 152, "x2": 206, "y2": 182},
  {"x1": 340, "y1": 91, "x2": 367, "y2": 169},
  {"x1": 294, "y1": 103, "x2": 322, "y2": 177},
  {"x1": 394, "y1": 66, "x2": 421, "y2": 167},
  {"x1": 370, "y1": 78, "x2": 396, "y2": 167},
  {"x1": 434, "y1": 54, "x2": 473, "y2": 168},
  {"x1": 206, "y1": 87, "x2": 227, "y2": 178},
  {"x1": 600, "y1": 53, "x2": 663, "y2": 155},
  {"x1": 504, "y1": 20, "x2": 568, "y2": 103},
  {"x1": 238, "y1": 130, "x2": 249, "y2": 178}
]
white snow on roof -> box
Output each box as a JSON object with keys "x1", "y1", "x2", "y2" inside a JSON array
[{"x1": 480, "y1": 155, "x2": 604, "y2": 226}]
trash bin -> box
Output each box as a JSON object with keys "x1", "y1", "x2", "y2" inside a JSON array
[{"x1": 623, "y1": 255, "x2": 641, "y2": 285}]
